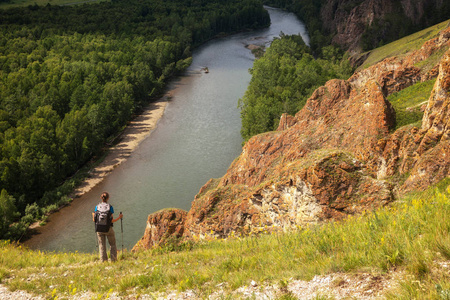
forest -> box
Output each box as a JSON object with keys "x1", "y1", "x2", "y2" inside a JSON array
[{"x1": 0, "y1": 0, "x2": 270, "y2": 239}]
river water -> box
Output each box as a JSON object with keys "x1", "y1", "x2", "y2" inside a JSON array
[{"x1": 25, "y1": 7, "x2": 309, "y2": 253}]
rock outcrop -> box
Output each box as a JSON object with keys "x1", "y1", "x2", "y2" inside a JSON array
[
  {"x1": 134, "y1": 27, "x2": 450, "y2": 250},
  {"x1": 133, "y1": 209, "x2": 186, "y2": 251},
  {"x1": 320, "y1": 0, "x2": 449, "y2": 53},
  {"x1": 379, "y1": 45, "x2": 450, "y2": 192}
]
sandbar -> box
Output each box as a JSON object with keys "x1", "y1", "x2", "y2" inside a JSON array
[{"x1": 70, "y1": 94, "x2": 171, "y2": 199}]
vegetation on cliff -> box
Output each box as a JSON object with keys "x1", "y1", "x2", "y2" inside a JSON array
[
  {"x1": 1, "y1": 180, "x2": 449, "y2": 298},
  {"x1": 0, "y1": 0, "x2": 270, "y2": 240},
  {"x1": 239, "y1": 35, "x2": 353, "y2": 141},
  {"x1": 388, "y1": 79, "x2": 435, "y2": 130},
  {"x1": 239, "y1": 5, "x2": 450, "y2": 143},
  {"x1": 358, "y1": 19, "x2": 450, "y2": 70}
]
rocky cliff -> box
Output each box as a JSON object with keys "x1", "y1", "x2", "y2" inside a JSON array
[
  {"x1": 133, "y1": 26, "x2": 450, "y2": 251},
  {"x1": 320, "y1": 0, "x2": 449, "y2": 53}
]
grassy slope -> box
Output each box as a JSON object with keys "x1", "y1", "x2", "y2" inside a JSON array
[
  {"x1": 358, "y1": 19, "x2": 450, "y2": 71},
  {"x1": 388, "y1": 79, "x2": 436, "y2": 130},
  {"x1": 358, "y1": 19, "x2": 449, "y2": 131},
  {"x1": 1, "y1": 179, "x2": 449, "y2": 299}
]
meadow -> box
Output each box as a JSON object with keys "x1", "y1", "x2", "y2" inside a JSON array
[
  {"x1": 1, "y1": 178, "x2": 449, "y2": 299},
  {"x1": 358, "y1": 19, "x2": 450, "y2": 71}
]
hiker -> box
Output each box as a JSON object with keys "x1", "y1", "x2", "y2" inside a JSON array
[{"x1": 92, "y1": 192, "x2": 123, "y2": 262}]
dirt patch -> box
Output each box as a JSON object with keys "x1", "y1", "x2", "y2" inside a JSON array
[{"x1": 246, "y1": 44, "x2": 262, "y2": 50}]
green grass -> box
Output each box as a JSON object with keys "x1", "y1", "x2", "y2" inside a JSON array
[
  {"x1": 415, "y1": 46, "x2": 449, "y2": 74},
  {"x1": 0, "y1": 0, "x2": 108, "y2": 9},
  {"x1": 388, "y1": 79, "x2": 436, "y2": 130},
  {"x1": 358, "y1": 19, "x2": 450, "y2": 70},
  {"x1": 1, "y1": 178, "x2": 449, "y2": 298}
]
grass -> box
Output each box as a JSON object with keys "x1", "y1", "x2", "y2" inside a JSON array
[
  {"x1": 0, "y1": 0, "x2": 108, "y2": 9},
  {"x1": 0, "y1": 178, "x2": 449, "y2": 299},
  {"x1": 358, "y1": 19, "x2": 450, "y2": 70},
  {"x1": 387, "y1": 79, "x2": 436, "y2": 130},
  {"x1": 415, "y1": 46, "x2": 449, "y2": 74}
]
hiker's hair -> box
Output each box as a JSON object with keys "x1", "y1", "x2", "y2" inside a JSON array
[{"x1": 101, "y1": 192, "x2": 109, "y2": 202}]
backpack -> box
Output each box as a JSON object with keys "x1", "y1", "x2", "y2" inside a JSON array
[{"x1": 94, "y1": 202, "x2": 112, "y2": 233}]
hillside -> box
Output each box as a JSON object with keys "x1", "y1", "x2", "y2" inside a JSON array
[
  {"x1": 1, "y1": 5, "x2": 449, "y2": 300},
  {"x1": 133, "y1": 22, "x2": 450, "y2": 251},
  {"x1": 357, "y1": 19, "x2": 450, "y2": 70},
  {"x1": 321, "y1": 0, "x2": 450, "y2": 52},
  {"x1": 1, "y1": 177, "x2": 449, "y2": 298}
]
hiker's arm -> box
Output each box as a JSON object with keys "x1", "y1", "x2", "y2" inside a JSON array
[
  {"x1": 111, "y1": 212, "x2": 123, "y2": 223},
  {"x1": 92, "y1": 212, "x2": 95, "y2": 222}
]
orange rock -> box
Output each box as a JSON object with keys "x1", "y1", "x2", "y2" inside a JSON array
[
  {"x1": 132, "y1": 208, "x2": 187, "y2": 251},
  {"x1": 134, "y1": 28, "x2": 450, "y2": 251}
]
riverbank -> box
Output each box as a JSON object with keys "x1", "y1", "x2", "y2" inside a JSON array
[
  {"x1": 25, "y1": 95, "x2": 171, "y2": 237},
  {"x1": 70, "y1": 95, "x2": 171, "y2": 199},
  {"x1": 24, "y1": 7, "x2": 310, "y2": 252}
]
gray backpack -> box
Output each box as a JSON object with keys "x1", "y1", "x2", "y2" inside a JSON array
[{"x1": 94, "y1": 202, "x2": 112, "y2": 233}]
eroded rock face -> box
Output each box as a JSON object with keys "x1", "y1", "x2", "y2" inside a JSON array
[
  {"x1": 134, "y1": 27, "x2": 450, "y2": 250},
  {"x1": 372, "y1": 48, "x2": 450, "y2": 193},
  {"x1": 132, "y1": 208, "x2": 187, "y2": 251},
  {"x1": 320, "y1": 0, "x2": 448, "y2": 52},
  {"x1": 182, "y1": 151, "x2": 394, "y2": 239},
  {"x1": 402, "y1": 50, "x2": 450, "y2": 191},
  {"x1": 322, "y1": 0, "x2": 394, "y2": 52}
]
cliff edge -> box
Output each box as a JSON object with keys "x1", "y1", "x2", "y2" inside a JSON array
[{"x1": 133, "y1": 26, "x2": 450, "y2": 251}]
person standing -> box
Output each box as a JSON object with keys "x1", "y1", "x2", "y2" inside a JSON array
[{"x1": 92, "y1": 192, "x2": 123, "y2": 262}]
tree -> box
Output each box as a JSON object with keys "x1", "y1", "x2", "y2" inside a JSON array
[{"x1": 0, "y1": 189, "x2": 19, "y2": 239}]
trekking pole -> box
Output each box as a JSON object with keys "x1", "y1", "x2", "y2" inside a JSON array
[
  {"x1": 120, "y1": 212, "x2": 124, "y2": 258},
  {"x1": 94, "y1": 217, "x2": 99, "y2": 251}
]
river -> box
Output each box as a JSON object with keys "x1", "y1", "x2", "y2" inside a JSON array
[{"x1": 25, "y1": 7, "x2": 309, "y2": 253}]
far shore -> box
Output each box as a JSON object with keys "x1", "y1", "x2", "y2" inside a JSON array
[
  {"x1": 69, "y1": 93, "x2": 172, "y2": 200},
  {"x1": 24, "y1": 92, "x2": 173, "y2": 241}
]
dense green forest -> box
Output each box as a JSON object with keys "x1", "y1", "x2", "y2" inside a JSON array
[
  {"x1": 239, "y1": 35, "x2": 352, "y2": 141},
  {"x1": 0, "y1": 0, "x2": 270, "y2": 239}
]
